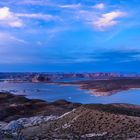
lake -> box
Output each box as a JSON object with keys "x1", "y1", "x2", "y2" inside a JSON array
[{"x1": 0, "y1": 82, "x2": 140, "y2": 105}]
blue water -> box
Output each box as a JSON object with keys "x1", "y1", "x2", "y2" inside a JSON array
[{"x1": 0, "y1": 82, "x2": 140, "y2": 105}]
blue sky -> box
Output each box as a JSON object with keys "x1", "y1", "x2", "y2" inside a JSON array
[{"x1": 0, "y1": 0, "x2": 140, "y2": 72}]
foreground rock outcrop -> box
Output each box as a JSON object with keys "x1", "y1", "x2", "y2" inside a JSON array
[
  {"x1": 2, "y1": 104, "x2": 139, "y2": 140},
  {"x1": 0, "y1": 115, "x2": 58, "y2": 140},
  {"x1": 0, "y1": 92, "x2": 81, "y2": 122},
  {"x1": 0, "y1": 92, "x2": 140, "y2": 140},
  {"x1": 21, "y1": 104, "x2": 140, "y2": 140}
]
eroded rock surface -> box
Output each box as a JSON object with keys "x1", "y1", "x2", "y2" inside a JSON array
[
  {"x1": 0, "y1": 92, "x2": 81, "y2": 122},
  {"x1": 0, "y1": 92, "x2": 140, "y2": 140},
  {"x1": 21, "y1": 104, "x2": 140, "y2": 140}
]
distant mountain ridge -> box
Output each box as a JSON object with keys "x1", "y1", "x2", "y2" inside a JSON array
[{"x1": 0, "y1": 72, "x2": 140, "y2": 83}]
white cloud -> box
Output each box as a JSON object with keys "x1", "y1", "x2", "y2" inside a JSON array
[
  {"x1": 18, "y1": 0, "x2": 81, "y2": 9},
  {"x1": 59, "y1": 4, "x2": 81, "y2": 9},
  {"x1": 16, "y1": 13, "x2": 57, "y2": 21},
  {"x1": 0, "y1": 7, "x2": 23, "y2": 27},
  {"x1": 93, "y1": 11, "x2": 126, "y2": 31},
  {"x1": 93, "y1": 3, "x2": 105, "y2": 10},
  {"x1": 9, "y1": 36, "x2": 27, "y2": 44},
  {"x1": 0, "y1": 6, "x2": 59, "y2": 28},
  {"x1": 0, "y1": 32, "x2": 27, "y2": 44},
  {"x1": 18, "y1": 0, "x2": 51, "y2": 6}
]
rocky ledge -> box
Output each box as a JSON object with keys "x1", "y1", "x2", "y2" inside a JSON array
[
  {"x1": 0, "y1": 92, "x2": 81, "y2": 122},
  {"x1": 0, "y1": 92, "x2": 140, "y2": 140}
]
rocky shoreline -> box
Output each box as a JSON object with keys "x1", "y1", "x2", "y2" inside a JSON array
[
  {"x1": 0, "y1": 92, "x2": 81, "y2": 122},
  {"x1": 0, "y1": 92, "x2": 140, "y2": 139},
  {"x1": 58, "y1": 78, "x2": 140, "y2": 95}
]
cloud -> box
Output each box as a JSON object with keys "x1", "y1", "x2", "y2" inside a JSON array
[
  {"x1": 17, "y1": 0, "x2": 51, "y2": 6},
  {"x1": 74, "y1": 58, "x2": 100, "y2": 63},
  {"x1": 0, "y1": 7, "x2": 23, "y2": 27},
  {"x1": 0, "y1": 6, "x2": 60, "y2": 28},
  {"x1": 59, "y1": 4, "x2": 81, "y2": 9},
  {"x1": 75, "y1": 7, "x2": 127, "y2": 31},
  {"x1": 0, "y1": 32, "x2": 27, "y2": 45},
  {"x1": 20, "y1": 0, "x2": 82, "y2": 10},
  {"x1": 16, "y1": 13, "x2": 58, "y2": 21},
  {"x1": 93, "y1": 3, "x2": 105, "y2": 10},
  {"x1": 9, "y1": 36, "x2": 27, "y2": 44},
  {"x1": 0, "y1": 2, "x2": 130, "y2": 33},
  {"x1": 93, "y1": 11, "x2": 126, "y2": 31}
]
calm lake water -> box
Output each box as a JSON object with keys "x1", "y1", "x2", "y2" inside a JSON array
[{"x1": 0, "y1": 82, "x2": 140, "y2": 105}]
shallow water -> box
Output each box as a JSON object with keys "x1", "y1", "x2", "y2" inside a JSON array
[{"x1": 0, "y1": 82, "x2": 140, "y2": 105}]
